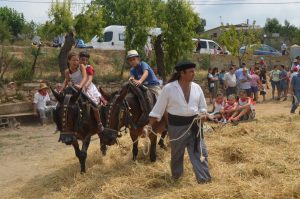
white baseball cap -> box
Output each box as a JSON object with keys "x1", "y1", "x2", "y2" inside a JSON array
[{"x1": 127, "y1": 50, "x2": 139, "y2": 59}]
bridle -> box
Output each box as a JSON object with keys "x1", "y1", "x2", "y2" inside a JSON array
[
  {"x1": 106, "y1": 92, "x2": 132, "y2": 134},
  {"x1": 60, "y1": 94, "x2": 76, "y2": 135}
]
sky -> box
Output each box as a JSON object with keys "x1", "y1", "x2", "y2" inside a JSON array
[{"x1": 0, "y1": 0, "x2": 299, "y2": 30}]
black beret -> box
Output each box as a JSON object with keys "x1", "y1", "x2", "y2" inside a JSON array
[{"x1": 175, "y1": 61, "x2": 196, "y2": 71}]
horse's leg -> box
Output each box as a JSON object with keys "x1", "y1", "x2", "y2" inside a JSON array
[
  {"x1": 79, "y1": 136, "x2": 91, "y2": 173},
  {"x1": 149, "y1": 132, "x2": 157, "y2": 162},
  {"x1": 131, "y1": 129, "x2": 139, "y2": 161},
  {"x1": 72, "y1": 139, "x2": 83, "y2": 172},
  {"x1": 158, "y1": 130, "x2": 168, "y2": 150},
  {"x1": 97, "y1": 132, "x2": 107, "y2": 156}
]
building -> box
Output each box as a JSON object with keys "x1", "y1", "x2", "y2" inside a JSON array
[{"x1": 201, "y1": 23, "x2": 261, "y2": 39}]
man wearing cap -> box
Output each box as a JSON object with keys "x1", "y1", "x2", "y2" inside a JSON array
[
  {"x1": 145, "y1": 61, "x2": 212, "y2": 184},
  {"x1": 33, "y1": 83, "x2": 56, "y2": 125},
  {"x1": 127, "y1": 50, "x2": 161, "y2": 98}
]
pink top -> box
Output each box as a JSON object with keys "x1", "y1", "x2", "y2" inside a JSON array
[{"x1": 250, "y1": 74, "x2": 260, "y2": 87}]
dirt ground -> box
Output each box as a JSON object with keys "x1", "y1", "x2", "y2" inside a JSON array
[{"x1": 0, "y1": 98, "x2": 299, "y2": 199}]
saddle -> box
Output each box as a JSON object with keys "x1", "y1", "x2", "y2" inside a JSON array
[{"x1": 128, "y1": 82, "x2": 155, "y2": 128}]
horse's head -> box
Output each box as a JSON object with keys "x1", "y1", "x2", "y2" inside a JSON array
[
  {"x1": 105, "y1": 83, "x2": 131, "y2": 132},
  {"x1": 51, "y1": 86, "x2": 82, "y2": 145}
]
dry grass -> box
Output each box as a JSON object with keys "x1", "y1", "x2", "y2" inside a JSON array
[{"x1": 9, "y1": 114, "x2": 299, "y2": 199}]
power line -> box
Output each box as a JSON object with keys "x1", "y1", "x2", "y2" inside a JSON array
[
  {"x1": 190, "y1": 1, "x2": 300, "y2": 5},
  {"x1": 1, "y1": 0, "x2": 300, "y2": 6}
]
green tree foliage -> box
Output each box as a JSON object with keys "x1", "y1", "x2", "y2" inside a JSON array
[
  {"x1": 162, "y1": 0, "x2": 198, "y2": 73},
  {"x1": 218, "y1": 24, "x2": 259, "y2": 64},
  {"x1": 264, "y1": 18, "x2": 300, "y2": 45},
  {"x1": 0, "y1": 20, "x2": 12, "y2": 43},
  {"x1": 74, "y1": 4, "x2": 104, "y2": 41},
  {"x1": 47, "y1": 0, "x2": 73, "y2": 38},
  {"x1": 123, "y1": 0, "x2": 155, "y2": 56},
  {"x1": 94, "y1": 0, "x2": 125, "y2": 26},
  {"x1": 195, "y1": 18, "x2": 206, "y2": 34},
  {"x1": 0, "y1": 6, "x2": 25, "y2": 37},
  {"x1": 264, "y1": 18, "x2": 281, "y2": 34}
]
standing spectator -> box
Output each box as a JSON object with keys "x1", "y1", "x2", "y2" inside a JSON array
[
  {"x1": 260, "y1": 79, "x2": 267, "y2": 102},
  {"x1": 207, "y1": 68, "x2": 214, "y2": 103},
  {"x1": 281, "y1": 41, "x2": 287, "y2": 55},
  {"x1": 269, "y1": 65, "x2": 281, "y2": 100},
  {"x1": 224, "y1": 66, "x2": 237, "y2": 97},
  {"x1": 153, "y1": 66, "x2": 163, "y2": 87},
  {"x1": 235, "y1": 63, "x2": 246, "y2": 91},
  {"x1": 212, "y1": 67, "x2": 220, "y2": 99},
  {"x1": 219, "y1": 69, "x2": 226, "y2": 92},
  {"x1": 33, "y1": 83, "x2": 55, "y2": 125},
  {"x1": 250, "y1": 69, "x2": 261, "y2": 101},
  {"x1": 239, "y1": 67, "x2": 252, "y2": 97},
  {"x1": 290, "y1": 69, "x2": 300, "y2": 114},
  {"x1": 279, "y1": 65, "x2": 288, "y2": 101},
  {"x1": 259, "y1": 57, "x2": 267, "y2": 68},
  {"x1": 291, "y1": 59, "x2": 299, "y2": 72}
]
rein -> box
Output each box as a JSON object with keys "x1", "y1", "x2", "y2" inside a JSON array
[{"x1": 61, "y1": 94, "x2": 73, "y2": 135}]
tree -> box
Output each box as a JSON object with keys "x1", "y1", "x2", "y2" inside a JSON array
[
  {"x1": 162, "y1": 0, "x2": 198, "y2": 74},
  {"x1": 0, "y1": 20, "x2": 12, "y2": 43},
  {"x1": 47, "y1": 0, "x2": 74, "y2": 76},
  {"x1": 195, "y1": 18, "x2": 206, "y2": 34},
  {"x1": 218, "y1": 23, "x2": 260, "y2": 65},
  {"x1": 74, "y1": 4, "x2": 104, "y2": 41},
  {"x1": 0, "y1": 7, "x2": 25, "y2": 38},
  {"x1": 95, "y1": 0, "x2": 201, "y2": 78},
  {"x1": 94, "y1": 0, "x2": 125, "y2": 26},
  {"x1": 264, "y1": 18, "x2": 282, "y2": 34}
]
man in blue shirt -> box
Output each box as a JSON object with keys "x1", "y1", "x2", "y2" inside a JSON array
[
  {"x1": 128, "y1": 50, "x2": 161, "y2": 98},
  {"x1": 290, "y1": 70, "x2": 300, "y2": 113}
]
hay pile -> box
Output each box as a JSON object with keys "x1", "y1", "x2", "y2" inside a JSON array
[{"x1": 15, "y1": 115, "x2": 300, "y2": 199}]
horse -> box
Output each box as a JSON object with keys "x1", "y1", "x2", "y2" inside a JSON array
[
  {"x1": 100, "y1": 82, "x2": 168, "y2": 162},
  {"x1": 51, "y1": 86, "x2": 118, "y2": 173}
]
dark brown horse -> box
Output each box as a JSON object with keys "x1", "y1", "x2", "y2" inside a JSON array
[
  {"x1": 51, "y1": 86, "x2": 117, "y2": 173},
  {"x1": 100, "y1": 82, "x2": 167, "y2": 162}
]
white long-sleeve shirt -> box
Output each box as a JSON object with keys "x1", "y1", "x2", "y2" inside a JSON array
[{"x1": 149, "y1": 80, "x2": 207, "y2": 121}]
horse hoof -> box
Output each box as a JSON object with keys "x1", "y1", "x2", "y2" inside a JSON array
[
  {"x1": 80, "y1": 170, "x2": 86, "y2": 174},
  {"x1": 159, "y1": 143, "x2": 167, "y2": 150},
  {"x1": 101, "y1": 150, "x2": 107, "y2": 156},
  {"x1": 150, "y1": 156, "x2": 156, "y2": 162},
  {"x1": 132, "y1": 156, "x2": 137, "y2": 161}
]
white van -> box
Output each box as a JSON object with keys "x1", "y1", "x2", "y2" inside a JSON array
[
  {"x1": 89, "y1": 25, "x2": 161, "y2": 50},
  {"x1": 192, "y1": 38, "x2": 230, "y2": 55}
]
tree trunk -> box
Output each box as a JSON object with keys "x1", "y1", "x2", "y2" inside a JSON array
[
  {"x1": 154, "y1": 35, "x2": 166, "y2": 81},
  {"x1": 58, "y1": 32, "x2": 75, "y2": 77},
  {"x1": 120, "y1": 54, "x2": 127, "y2": 78}
]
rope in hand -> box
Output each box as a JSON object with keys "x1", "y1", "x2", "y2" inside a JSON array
[{"x1": 143, "y1": 113, "x2": 208, "y2": 162}]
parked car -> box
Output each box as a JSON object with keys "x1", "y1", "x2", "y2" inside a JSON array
[
  {"x1": 240, "y1": 44, "x2": 281, "y2": 56},
  {"x1": 75, "y1": 39, "x2": 93, "y2": 48},
  {"x1": 193, "y1": 38, "x2": 230, "y2": 55}
]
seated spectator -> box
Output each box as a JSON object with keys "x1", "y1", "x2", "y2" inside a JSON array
[
  {"x1": 33, "y1": 83, "x2": 56, "y2": 125},
  {"x1": 220, "y1": 94, "x2": 237, "y2": 122},
  {"x1": 208, "y1": 93, "x2": 225, "y2": 122},
  {"x1": 229, "y1": 90, "x2": 255, "y2": 122},
  {"x1": 49, "y1": 83, "x2": 63, "y2": 104}
]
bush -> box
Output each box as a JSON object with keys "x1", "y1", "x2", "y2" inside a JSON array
[{"x1": 13, "y1": 63, "x2": 33, "y2": 81}]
